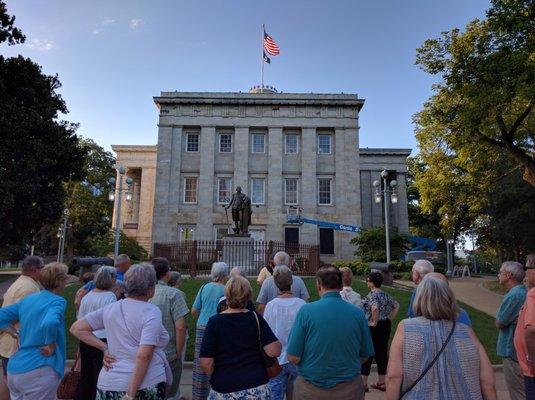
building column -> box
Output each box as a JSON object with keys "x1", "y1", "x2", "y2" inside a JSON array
[
  {"x1": 197, "y1": 126, "x2": 215, "y2": 239},
  {"x1": 152, "y1": 125, "x2": 175, "y2": 244},
  {"x1": 168, "y1": 126, "x2": 183, "y2": 212},
  {"x1": 234, "y1": 127, "x2": 249, "y2": 194},
  {"x1": 300, "y1": 127, "x2": 317, "y2": 245},
  {"x1": 267, "y1": 127, "x2": 283, "y2": 241},
  {"x1": 338, "y1": 127, "x2": 361, "y2": 259},
  {"x1": 138, "y1": 167, "x2": 156, "y2": 252}
]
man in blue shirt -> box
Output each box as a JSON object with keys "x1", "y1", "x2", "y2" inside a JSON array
[
  {"x1": 74, "y1": 254, "x2": 131, "y2": 308},
  {"x1": 408, "y1": 266, "x2": 473, "y2": 327},
  {"x1": 422, "y1": 272, "x2": 473, "y2": 326},
  {"x1": 496, "y1": 261, "x2": 527, "y2": 400},
  {"x1": 407, "y1": 259, "x2": 434, "y2": 318},
  {"x1": 287, "y1": 267, "x2": 374, "y2": 400}
]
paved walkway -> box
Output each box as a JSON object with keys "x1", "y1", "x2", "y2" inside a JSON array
[
  {"x1": 449, "y1": 277, "x2": 503, "y2": 317},
  {"x1": 396, "y1": 276, "x2": 503, "y2": 317}
]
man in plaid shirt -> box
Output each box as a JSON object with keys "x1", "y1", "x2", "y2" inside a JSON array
[{"x1": 150, "y1": 257, "x2": 189, "y2": 400}]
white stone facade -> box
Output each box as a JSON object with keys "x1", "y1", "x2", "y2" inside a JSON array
[{"x1": 112, "y1": 91, "x2": 411, "y2": 261}]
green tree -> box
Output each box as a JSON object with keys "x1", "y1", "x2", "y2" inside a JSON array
[
  {"x1": 64, "y1": 138, "x2": 115, "y2": 256},
  {"x1": 91, "y1": 231, "x2": 148, "y2": 261},
  {"x1": 0, "y1": 1, "x2": 25, "y2": 45},
  {"x1": 0, "y1": 5, "x2": 86, "y2": 258},
  {"x1": 476, "y1": 167, "x2": 535, "y2": 260},
  {"x1": 415, "y1": 0, "x2": 535, "y2": 186},
  {"x1": 350, "y1": 227, "x2": 407, "y2": 262},
  {"x1": 406, "y1": 156, "x2": 443, "y2": 240}
]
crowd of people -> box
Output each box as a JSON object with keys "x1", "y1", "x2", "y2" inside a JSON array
[{"x1": 0, "y1": 252, "x2": 532, "y2": 399}]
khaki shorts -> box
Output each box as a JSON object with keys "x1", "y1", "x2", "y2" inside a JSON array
[{"x1": 293, "y1": 375, "x2": 365, "y2": 400}]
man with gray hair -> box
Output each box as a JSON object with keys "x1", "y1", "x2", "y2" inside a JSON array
[
  {"x1": 496, "y1": 261, "x2": 527, "y2": 400},
  {"x1": 256, "y1": 251, "x2": 309, "y2": 315},
  {"x1": 149, "y1": 257, "x2": 189, "y2": 400},
  {"x1": 407, "y1": 259, "x2": 434, "y2": 318},
  {"x1": 75, "y1": 254, "x2": 132, "y2": 308},
  {"x1": 0, "y1": 256, "x2": 43, "y2": 399}
]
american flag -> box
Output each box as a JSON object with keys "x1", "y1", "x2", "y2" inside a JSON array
[{"x1": 263, "y1": 31, "x2": 280, "y2": 56}]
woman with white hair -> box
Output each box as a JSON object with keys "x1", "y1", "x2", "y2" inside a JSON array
[
  {"x1": 74, "y1": 266, "x2": 117, "y2": 400},
  {"x1": 70, "y1": 264, "x2": 171, "y2": 400},
  {"x1": 386, "y1": 276, "x2": 497, "y2": 400},
  {"x1": 191, "y1": 262, "x2": 230, "y2": 400}
]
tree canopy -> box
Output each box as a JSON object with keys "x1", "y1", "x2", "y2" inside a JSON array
[
  {"x1": 415, "y1": 0, "x2": 535, "y2": 186},
  {"x1": 0, "y1": 4, "x2": 86, "y2": 258},
  {"x1": 0, "y1": 1, "x2": 24, "y2": 45}
]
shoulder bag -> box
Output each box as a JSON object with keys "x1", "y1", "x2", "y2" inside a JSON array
[
  {"x1": 252, "y1": 311, "x2": 282, "y2": 379},
  {"x1": 399, "y1": 320, "x2": 456, "y2": 399},
  {"x1": 57, "y1": 351, "x2": 81, "y2": 399}
]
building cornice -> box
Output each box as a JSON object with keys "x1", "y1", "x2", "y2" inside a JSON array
[
  {"x1": 112, "y1": 145, "x2": 157, "y2": 153},
  {"x1": 154, "y1": 91, "x2": 364, "y2": 111},
  {"x1": 359, "y1": 148, "x2": 412, "y2": 157}
]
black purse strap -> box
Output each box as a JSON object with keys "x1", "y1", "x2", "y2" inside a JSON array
[
  {"x1": 252, "y1": 311, "x2": 262, "y2": 343},
  {"x1": 399, "y1": 320, "x2": 456, "y2": 399}
]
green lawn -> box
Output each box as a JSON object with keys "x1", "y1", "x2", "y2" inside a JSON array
[{"x1": 62, "y1": 277, "x2": 499, "y2": 364}]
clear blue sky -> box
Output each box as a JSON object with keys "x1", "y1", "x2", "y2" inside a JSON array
[{"x1": 3, "y1": 0, "x2": 490, "y2": 153}]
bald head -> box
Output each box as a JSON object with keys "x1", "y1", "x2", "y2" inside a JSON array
[
  {"x1": 412, "y1": 259, "x2": 434, "y2": 284},
  {"x1": 424, "y1": 272, "x2": 448, "y2": 284},
  {"x1": 230, "y1": 267, "x2": 246, "y2": 278},
  {"x1": 273, "y1": 251, "x2": 290, "y2": 267}
]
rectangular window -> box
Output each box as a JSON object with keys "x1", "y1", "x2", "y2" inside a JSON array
[
  {"x1": 219, "y1": 133, "x2": 232, "y2": 153},
  {"x1": 179, "y1": 226, "x2": 195, "y2": 241},
  {"x1": 319, "y1": 228, "x2": 334, "y2": 254},
  {"x1": 285, "y1": 134, "x2": 298, "y2": 154},
  {"x1": 318, "y1": 178, "x2": 332, "y2": 205},
  {"x1": 218, "y1": 178, "x2": 232, "y2": 204},
  {"x1": 285, "y1": 178, "x2": 299, "y2": 205},
  {"x1": 251, "y1": 133, "x2": 265, "y2": 153},
  {"x1": 186, "y1": 133, "x2": 199, "y2": 152},
  {"x1": 317, "y1": 134, "x2": 332, "y2": 154},
  {"x1": 183, "y1": 177, "x2": 197, "y2": 204},
  {"x1": 251, "y1": 178, "x2": 265, "y2": 204}
]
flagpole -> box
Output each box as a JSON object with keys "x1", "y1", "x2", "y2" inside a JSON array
[{"x1": 261, "y1": 24, "x2": 265, "y2": 90}]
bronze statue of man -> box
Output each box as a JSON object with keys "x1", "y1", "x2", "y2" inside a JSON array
[{"x1": 225, "y1": 187, "x2": 252, "y2": 234}]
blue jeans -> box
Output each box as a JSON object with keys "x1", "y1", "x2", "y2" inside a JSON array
[
  {"x1": 269, "y1": 362, "x2": 298, "y2": 400},
  {"x1": 525, "y1": 376, "x2": 535, "y2": 399}
]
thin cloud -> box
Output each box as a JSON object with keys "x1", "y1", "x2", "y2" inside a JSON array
[
  {"x1": 129, "y1": 18, "x2": 144, "y2": 30},
  {"x1": 92, "y1": 18, "x2": 117, "y2": 35},
  {"x1": 27, "y1": 38, "x2": 55, "y2": 51}
]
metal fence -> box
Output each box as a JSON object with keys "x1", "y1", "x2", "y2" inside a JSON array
[{"x1": 153, "y1": 240, "x2": 320, "y2": 277}]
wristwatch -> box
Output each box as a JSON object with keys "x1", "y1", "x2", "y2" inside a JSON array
[{"x1": 121, "y1": 395, "x2": 134, "y2": 400}]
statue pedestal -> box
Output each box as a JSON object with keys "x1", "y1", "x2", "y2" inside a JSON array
[{"x1": 222, "y1": 235, "x2": 254, "y2": 274}]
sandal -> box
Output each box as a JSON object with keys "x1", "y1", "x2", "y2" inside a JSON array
[{"x1": 371, "y1": 382, "x2": 386, "y2": 391}]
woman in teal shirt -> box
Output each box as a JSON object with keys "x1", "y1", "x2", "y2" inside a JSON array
[
  {"x1": 191, "y1": 262, "x2": 229, "y2": 400},
  {"x1": 0, "y1": 262, "x2": 69, "y2": 400}
]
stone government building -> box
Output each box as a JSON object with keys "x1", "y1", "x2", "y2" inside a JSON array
[{"x1": 112, "y1": 89, "x2": 411, "y2": 261}]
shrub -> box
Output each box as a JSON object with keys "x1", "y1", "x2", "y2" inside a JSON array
[
  {"x1": 332, "y1": 260, "x2": 370, "y2": 276},
  {"x1": 350, "y1": 227, "x2": 407, "y2": 262},
  {"x1": 390, "y1": 260, "x2": 414, "y2": 273},
  {"x1": 91, "y1": 230, "x2": 148, "y2": 261}
]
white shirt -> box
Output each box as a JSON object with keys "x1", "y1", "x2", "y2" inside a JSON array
[
  {"x1": 85, "y1": 299, "x2": 169, "y2": 391},
  {"x1": 263, "y1": 297, "x2": 306, "y2": 365},
  {"x1": 78, "y1": 290, "x2": 117, "y2": 339},
  {"x1": 340, "y1": 286, "x2": 363, "y2": 308}
]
